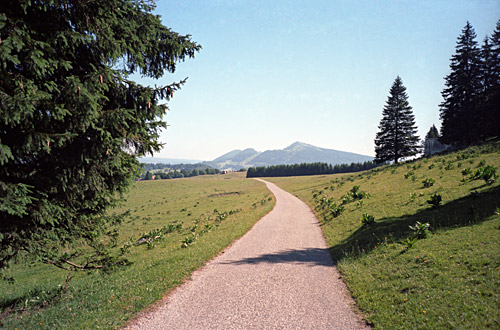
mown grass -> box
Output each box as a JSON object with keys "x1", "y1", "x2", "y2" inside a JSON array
[
  {"x1": 0, "y1": 172, "x2": 274, "y2": 329},
  {"x1": 268, "y1": 141, "x2": 500, "y2": 329}
]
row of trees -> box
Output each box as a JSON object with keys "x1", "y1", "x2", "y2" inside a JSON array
[
  {"x1": 142, "y1": 167, "x2": 221, "y2": 180},
  {"x1": 246, "y1": 161, "x2": 379, "y2": 178},
  {"x1": 440, "y1": 21, "x2": 500, "y2": 147},
  {"x1": 141, "y1": 162, "x2": 209, "y2": 172},
  {"x1": 374, "y1": 19, "x2": 500, "y2": 164}
]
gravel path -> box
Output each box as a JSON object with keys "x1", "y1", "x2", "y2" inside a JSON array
[{"x1": 124, "y1": 179, "x2": 368, "y2": 329}]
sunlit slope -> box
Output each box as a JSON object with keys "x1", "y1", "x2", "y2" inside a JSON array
[
  {"x1": 268, "y1": 141, "x2": 500, "y2": 329},
  {"x1": 0, "y1": 172, "x2": 274, "y2": 329}
]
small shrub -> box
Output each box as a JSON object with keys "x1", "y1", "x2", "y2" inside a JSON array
[
  {"x1": 428, "y1": 163, "x2": 435, "y2": 169},
  {"x1": 462, "y1": 168, "x2": 472, "y2": 176},
  {"x1": 330, "y1": 204, "x2": 345, "y2": 218},
  {"x1": 404, "y1": 171, "x2": 415, "y2": 179},
  {"x1": 427, "y1": 193, "x2": 442, "y2": 207},
  {"x1": 422, "y1": 178, "x2": 435, "y2": 188},
  {"x1": 362, "y1": 213, "x2": 375, "y2": 225},
  {"x1": 473, "y1": 165, "x2": 498, "y2": 184},
  {"x1": 409, "y1": 192, "x2": 417, "y2": 202},
  {"x1": 409, "y1": 221, "x2": 431, "y2": 239},
  {"x1": 348, "y1": 185, "x2": 369, "y2": 200},
  {"x1": 445, "y1": 162, "x2": 454, "y2": 170},
  {"x1": 399, "y1": 221, "x2": 431, "y2": 252},
  {"x1": 341, "y1": 195, "x2": 353, "y2": 205},
  {"x1": 477, "y1": 159, "x2": 486, "y2": 167},
  {"x1": 400, "y1": 236, "x2": 418, "y2": 252},
  {"x1": 181, "y1": 235, "x2": 196, "y2": 248}
]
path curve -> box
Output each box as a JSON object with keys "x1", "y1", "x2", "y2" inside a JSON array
[{"x1": 124, "y1": 179, "x2": 368, "y2": 329}]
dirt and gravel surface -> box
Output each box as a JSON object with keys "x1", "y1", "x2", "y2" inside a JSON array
[{"x1": 124, "y1": 179, "x2": 369, "y2": 329}]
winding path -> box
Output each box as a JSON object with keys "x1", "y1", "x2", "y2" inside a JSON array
[{"x1": 124, "y1": 179, "x2": 368, "y2": 329}]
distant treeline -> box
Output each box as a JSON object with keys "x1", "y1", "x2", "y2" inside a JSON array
[
  {"x1": 246, "y1": 161, "x2": 379, "y2": 178},
  {"x1": 142, "y1": 167, "x2": 221, "y2": 180},
  {"x1": 141, "y1": 162, "x2": 210, "y2": 172}
]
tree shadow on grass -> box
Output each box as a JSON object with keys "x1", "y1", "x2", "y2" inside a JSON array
[
  {"x1": 220, "y1": 247, "x2": 334, "y2": 267},
  {"x1": 0, "y1": 284, "x2": 66, "y2": 319},
  {"x1": 329, "y1": 185, "x2": 500, "y2": 262}
]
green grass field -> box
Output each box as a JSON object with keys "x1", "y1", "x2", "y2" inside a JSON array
[
  {"x1": 2, "y1": 143, "x2": 499, "y2": 329},
  {"x1": 268, "y1": 141, "x2": 500, "y2": 329},
  {"x1": 0, "y1": 172, "x2": 274, "y2": 329}
]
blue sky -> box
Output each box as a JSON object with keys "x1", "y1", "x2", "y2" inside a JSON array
[{"x1": 135, "y1": 0, "x2": 499, "y2": 161}]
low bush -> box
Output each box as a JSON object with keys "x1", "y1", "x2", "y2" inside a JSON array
[
  {"x1": 422, "y1": 178, "x2": 435, "y2": 188},
  {"x1": 361, "y1": 213, "x2": 375, "y2": 225},
  {"x1": 427, "y1": 193, "x2": 442, "y2": 207}
]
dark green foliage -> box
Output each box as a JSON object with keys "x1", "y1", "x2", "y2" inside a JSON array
[
  {"x1": 246, "y1": 161, "x2": 379, "y2": 178},
  {"x1": 473, "y1": 165, "x2": 498, "y2": 184},
  {"x1": 477, "y1": 21, "x2": 500, "y2": 140},
  {"x1": 140, "y1": 162, "x2": 219, "y2": 175},
  {"x1": 0, "y1": 0, "x2": 200, "y2": 272},
  {"x1": 347, "y1": 185, "x2": 368, "y2": 200},
  {"x1": 425, "y1": 125, "x2": 440, "y2": 139},
  {"x1": 423, "y1": 124, "x2": 446, "y2": 156},
  {"x1": 330, "y1": 204, "x2": 345, "y2": 218},
  {"x1": 374, "y1": 76, "x2": 420, "y2": 164},
  {"x1": 409, "y1": 221, "x2": 431, "y2": 239},
  {"x1": 144, "y1": 171, "x2": 153, "y2": 180},
  {"x1": 462, "y1": 168, "x2": 472, "y2": 176},
  {"x1": 427, "y1": 193, "x2": 442, "y2": 207},
  {"x1": 422, "y1": 178, "x2": 435, "y2": 188},
  {"x1": 404, "y1": 171, "x2": 415, "y2": 179},
  {"x1": 440, "y1": 20, "x2": 500, "y2": 146},
  {"x1": 400, "y1": 221, "x2": 431, "y2": 252},
  {"x1": 440, "y1": 22, "x2": 482, "y2": 146},
  {"x1": 361, "y1": 213, "x2": 375, "y2": 225}
]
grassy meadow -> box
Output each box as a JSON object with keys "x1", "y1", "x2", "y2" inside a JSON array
[
  {"x1": 0, "y1": 172, "x2": 274, "y2": 329},
  {"x1": 1, "y1": 143, "x2": 499, "y2": 329},
  {"x1": 268, "y1": 141, "x2": 500, "y2": 329}
]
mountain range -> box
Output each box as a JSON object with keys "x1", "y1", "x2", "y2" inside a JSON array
[{"x1": 203, "y1": 142, "x2": 373, "y2": 170}]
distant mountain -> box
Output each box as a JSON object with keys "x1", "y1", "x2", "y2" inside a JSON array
[{"x1": 204, "y1": 142, "x2": 373, "y2": 170}]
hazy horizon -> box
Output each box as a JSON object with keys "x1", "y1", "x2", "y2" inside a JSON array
[
  {"x1": 133, "y1": 0, "x2": 499, "y2": 160},
  {"x1": 141, "y1": 140, "x2": 375, "y2": 163}
]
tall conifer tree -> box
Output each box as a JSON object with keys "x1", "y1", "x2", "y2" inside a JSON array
[
  {"x1": 0, "y1": 0, "x2": 200, "y2": 272},
  {"x1": 440, "y1": 22, "x2": 482, "y2": 146},
  {"x1": 374, "y1": 76, "x2": 420, "y2": 164},
  {"x1": 478, "y1": 19, "x2": 500, "y2": 139}
]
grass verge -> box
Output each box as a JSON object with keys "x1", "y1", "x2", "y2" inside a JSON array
[
  {"x1": 268, "y1": 141, "x2": 500, "y2": 329},
  {"x1": 0, "y1": 172, "x2": 274, "y2": 329}
]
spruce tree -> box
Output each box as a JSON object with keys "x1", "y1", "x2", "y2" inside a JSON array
[
  {"x1": 425, "y1": 124, "x2": 440, "y2": 139},
  {"x1": 439, "y1": 21, "x2": 482, "y2": 146},
  {"x1": 374, "y1": 76, "x2": 420, "y2": 164},
  {"x1": 478, "y1": 19, "x2": 500, "y2": 140},
  {"x1": 0, "y1": 0, "x2": 200, "y2": 273}
]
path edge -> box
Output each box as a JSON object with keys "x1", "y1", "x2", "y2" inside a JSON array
[{"x1": 121, "y1": 178, "x2": 277, "y2": 329}]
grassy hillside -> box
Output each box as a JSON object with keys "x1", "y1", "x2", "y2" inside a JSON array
[
  {"x1": 0, "y1": 173, "x2": 274, "y2": 329},
  {"x1": 268, "y1": 141, "x2": 500, "y2": 329}
]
